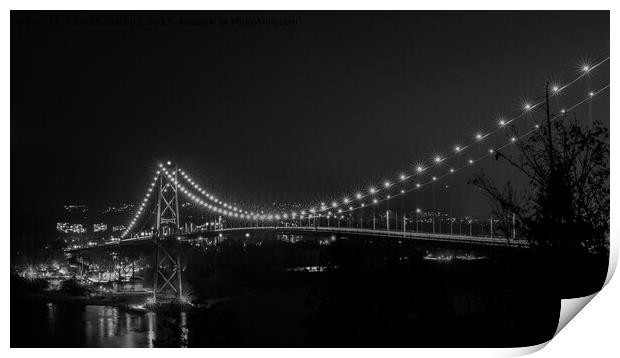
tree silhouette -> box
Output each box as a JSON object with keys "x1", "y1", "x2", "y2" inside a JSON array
[{"x1": 472, "y1": 84, "x2": 609, "y2": 256}]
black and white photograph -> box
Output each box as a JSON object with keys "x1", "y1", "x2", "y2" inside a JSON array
[{"x1": 8, "y1": 6, "x2": 613, "y2": 351}]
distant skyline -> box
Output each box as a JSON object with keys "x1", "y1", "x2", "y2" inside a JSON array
[{"x1": 11, "y1": 11, "x2": 610, "y2": 224}]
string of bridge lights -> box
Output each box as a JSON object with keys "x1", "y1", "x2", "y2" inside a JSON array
[
  {"x1": 164, "y1": 84, "x2": 608, "y2": 223},
  {"x1": 177, "y1": 169, "x2": 257, "y2": 216},
  {"x1": 121, "y1": 169, "x2": 161, "y2": 238},
  {"x1": 291, "y1": 57, "x2": 609, "y2": 219},
  {"x1": 161, "y1": 166, "x2": 264, "y2": 220},
  {"x1": 326, "y1": 84, "x2": 610, "y2": 218},
  {"x1": 122, "y1": 57, "x2": 609, "y2": 233}
]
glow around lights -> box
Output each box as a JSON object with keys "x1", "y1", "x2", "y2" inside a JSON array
[{"x1": 122, "y1": 169, "x2": 161, "y2": 238}]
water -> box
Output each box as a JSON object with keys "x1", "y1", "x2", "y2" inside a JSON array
[
  {"x1": 12, "y1": 233, "x2": 563, "y2": 347},
  {"x1": 11, "y1": 301, "x2": 156, "y2": 347}
]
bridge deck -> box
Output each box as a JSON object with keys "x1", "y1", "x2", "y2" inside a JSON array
[{"x1": 70, "y1": 226, "x2": 528, "y2": 251}]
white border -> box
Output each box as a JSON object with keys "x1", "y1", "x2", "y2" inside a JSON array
[{"x1": 3, "y1": 1, "x2": 617, "y2": 357}]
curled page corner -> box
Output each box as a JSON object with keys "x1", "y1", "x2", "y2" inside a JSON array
[
  {"x1": 552, "y1": 235, "x2": 617, "y2": 339},
  {"x1": 554, "y1": 293, "x2": 597, "y2": 336}
]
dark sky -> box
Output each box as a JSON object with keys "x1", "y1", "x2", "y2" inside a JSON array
[{"x1": 11, "y1": 11, "x2": 610, "y2": 223}]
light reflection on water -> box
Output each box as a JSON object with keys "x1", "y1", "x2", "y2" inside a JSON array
[
  {"x1": 39, "y1": 302, "x2": 188, "y2": 348},
  {"x1": 20, "y1": 234, "x2": 489, "y2": 347}
]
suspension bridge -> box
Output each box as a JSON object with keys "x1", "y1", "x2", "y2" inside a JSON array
[{"x1": 69, "y1": 56, "x2": 609, "y2": 301}]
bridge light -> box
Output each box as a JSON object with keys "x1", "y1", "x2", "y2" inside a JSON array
[
  {"x1": 167, "y1": 161, "x2": 172, "y2": 166},
  {"x1": 475, "y1": 133, "x2": 482, "y2": 140},
  {"x1": 499, "y1": 119, "x2": 506, "y2": 126},
  {"x1": 416, "y1": 166, "x2": 424, "y2": 173},
  {"x1": 454, "y1": 146, "x2": 461, "y2": 152},
  {"x1": 552, "y1": 85, "x2": 560, "y2": 92},
  {"x1": 399, "y1": 173, "x2": 406, "y2": 180},
  {"x1": 589, "y1": 91, "x2": 595, "y2": 97},
  {"x1": 400, "y1": 189, "x2": 405, "y2": 194},
  {"x1": 361, "y1": 203, "x2": 365, "y2": 207},
  {"x1": 468, "y1": 159, "x2": 474, "y2": 164},
  {"x1": 416, "y1": 208, "x2": 421, "y2": 213},
  {"x1": 369, "y1": 187, "x2": 376, "y2": 194},
  {"x1": 524, "y1": 103, "x2": 531, "y2": 111},
  {"x1": 331, "y1": 202, "x2": 338, "y2": 208},
  {"x1": 343, "y1": 198, "x2": 349, "y2": 204},
  {"x1": 489, "y1": 148, "x2": 494, "y2": 154},
  {"x1": 582, "y1": 64, "x2": 590, "y2": 72},
  {"x1": 434, "y1": 156, "x2": 442, "y2": 163},
  {"x1": 373, "y1": 199, "x2": 378, "y2": 204},
  {"x1": 561, "y1": 109, "x2": 566, "y2": 114},
  {"x1": 349, "y1": 206, "x2": 353, "y2": 210},
  {"x1": 511, "y1": 136, "x2": 517, "y2": 142},
  {"x1": 416, "y1": 183, "x2": 421, "y2": 188},
  {"x1": 356, "y1": 193, "x2": 362, "y2": 199},
  {"x1": 432, "y1": 177, "x2": 437, "y2": 181},
  {"x1": 387, "y1": 195, "x2": 391, "y2": 199},
  {"x1": 384, "y1": 181, "x2": 391, "y2": 188},
  {"x1": 534, "y1": 124, "x2": 540, "y2": 129}
]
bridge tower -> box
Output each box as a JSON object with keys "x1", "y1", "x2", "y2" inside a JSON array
[{"x1": 152, "y1": 163, "x2": 183, "y2": 302}]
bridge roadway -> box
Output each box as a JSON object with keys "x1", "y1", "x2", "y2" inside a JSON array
[{"x1": 71, "y1": 226, "x2": 529, "y2": 251}]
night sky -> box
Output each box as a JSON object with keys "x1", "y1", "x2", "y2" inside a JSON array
[{"x1": 11, "y1": 11, "x2": 609, "y2": 232}]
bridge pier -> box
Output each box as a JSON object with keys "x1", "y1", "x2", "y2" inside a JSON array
[{"x1": 152, "y1": 239, "x2": 183, "y2": 302}]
